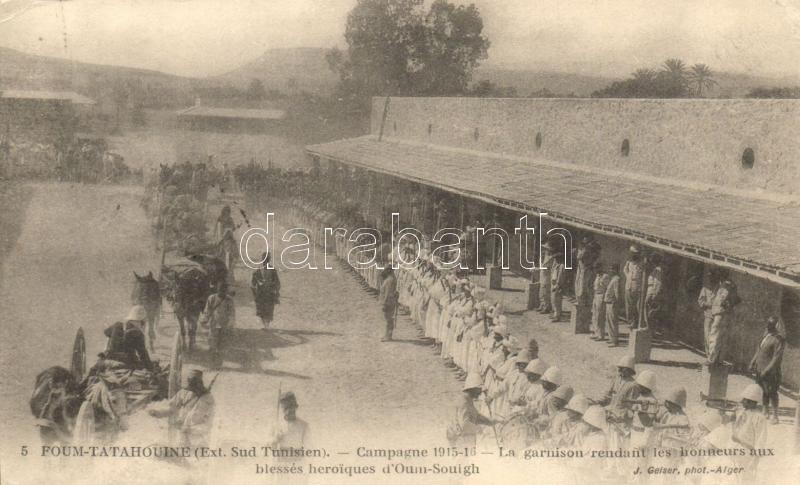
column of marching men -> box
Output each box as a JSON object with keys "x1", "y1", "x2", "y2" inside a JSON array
[{"x1": 286, "y1": 199, "x2": 770, "y2": 484}]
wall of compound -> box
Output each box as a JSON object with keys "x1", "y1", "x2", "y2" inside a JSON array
[{"x1": 372, "y1": 97, "x2": 800, "y2": 195}]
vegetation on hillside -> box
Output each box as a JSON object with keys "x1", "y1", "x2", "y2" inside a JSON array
[
  {"x1": 746, "y1": 86, "x2": 800, "y2": 98},
  {"x1": 591, "y1": 59, "x2": 719, "y2": 98}
]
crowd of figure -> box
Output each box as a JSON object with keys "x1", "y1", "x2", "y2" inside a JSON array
[
  {"x1": 0, "y1": 134, "x2": 134, "y2": 182},
  {"x1": 284, "y1": 196, "x2": 787, "y2": 484},
  {"x1": 396, "y1": 252, "x2": 780, "y2": 484}
]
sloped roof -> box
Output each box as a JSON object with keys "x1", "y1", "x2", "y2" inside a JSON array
[
  {"x1": 176, "y1": 106, "x2": 286, "y2": 120},
  {"x1": 307, "y1": 135, "x2": 800, "y2": 285},
  {"x1": 0, "y1": 90, "x2": 95, "y2": 104}
]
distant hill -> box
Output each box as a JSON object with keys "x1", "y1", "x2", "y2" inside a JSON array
[
  {"x1": 473, "y1": 66, "x2": 800, "y2": 98},
  {"x1": 3, "y1": 45, "x2": 799, "y2": 103},
  {"x1": 220, "y1": 49, "x2": 800, "y2": 98},
  {"x1": 216, "y1": 48, "x2": 613, "y2": 97},
  {"x1": 706, "y1": 71, "x2": 800, "y2": 98},
  {"x1": 0, "y1": 46, "x2": 204, "y2": 109},
  {"x1": 472, "y1": 68, "x2": 613, "y2": 97},
  {"x1": 215, "y1": 47, "x2": 338, "y2": 95}
]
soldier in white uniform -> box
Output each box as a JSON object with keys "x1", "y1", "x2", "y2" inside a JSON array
[
  {"x1": 148, "y1": 368, "x2": 215, "y2": 448},
  {"x1": 269, "y1": 391, "x2": 311, "y2": 452},
  {"x1": 446, "y1": 374, "x2": 496, "y2": 448}
]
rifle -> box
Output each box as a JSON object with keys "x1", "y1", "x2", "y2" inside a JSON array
[
  {"x1": 622, "y1": 399, "x2": 661, "y2": 412},
  {"x1": 207, "y1": 372, "x2": 221, "y2": 391},
  {"x1": 652, "y1": 424, "x2": 691, "y2": 430},
  {"x1": 604, "y1": 410, "x2": 631, "y2": 438},
  {"x1": 700, "y1": 394, "x2": 739, "y2": 413},
  {"x1": 393, "y1": 290, "x2": 400, "y2": 324},
  {"x1": 482, "y1": 392, "x2": 503, "y2": 450},
  {"x1": 276, "y1": 381, "x2": 282, "y2": 422}
]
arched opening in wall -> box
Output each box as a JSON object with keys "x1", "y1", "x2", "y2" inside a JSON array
[
  {"x1": 741, "y1": 148, "x2": 755, "y2": 169},
  {"x1": 621, "y1": 139, "x2": 630, "y2": 157},
  {"x1": 535, "y1": 132, "x2": 542, "y2": 149},
  {"x1": 427, "y1": 123, "x2": 433, "y2": 136},
  {"x1": 473, "y1": 127, "x2": 479, "y2": 141},
  {"x1": 393, "y1": 121, "x2": 397, "y2": 133}
]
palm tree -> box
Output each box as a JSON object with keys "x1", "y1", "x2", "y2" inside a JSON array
[
  {"x1": 662, "y1": 58, "x2": 687, "y2": 77},
  {"x1": 688, "y1": 63, "x2": 718, "y2": 97},
  {"x1": 660, "y1": 58, "x2": 690, "y2": 96},
  {"x1": 632, "y1": 68, "x2": 657, "y2": 83}
]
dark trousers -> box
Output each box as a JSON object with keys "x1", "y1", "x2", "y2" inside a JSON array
[{"x1": 756, "y1": 371, "x2": 781, "y2": 415}]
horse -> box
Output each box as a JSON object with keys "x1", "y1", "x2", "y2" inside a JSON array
[
  {"x1": 30, "y1": 366, "x2": 83, "y2": 445},
  {"x1": 132, "y1": 271, "x2": 161, "y2": 351},
  {"x1": 161, "y1": 264, "x2": 214, "y2": 351},
  {"x1": 186, "y1": 253, "x2": 229, "y2": 291}
]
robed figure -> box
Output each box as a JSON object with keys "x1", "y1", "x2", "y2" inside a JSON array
[{"x1": 251, "y1": 253, "x2": 281, "y2": 329}]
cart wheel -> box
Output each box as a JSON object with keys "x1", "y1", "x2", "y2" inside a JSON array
[
  {"x1": 168, "y1": 330, "x2": 183, "y2": 398},
  {"x1": 71, "y1": 327, "x2": 86, "y2": 382},
  {"x1": 499, "y1": 413, "x2": 536, "y2": 449}
]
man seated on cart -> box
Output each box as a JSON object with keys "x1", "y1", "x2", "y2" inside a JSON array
[{"x1": 104, "y1": 305, "x2": 153, "y2": 371}]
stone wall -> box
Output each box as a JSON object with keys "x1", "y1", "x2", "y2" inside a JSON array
[{"x1": 372, "y1": 97, "x2": 800, "y2": 195}]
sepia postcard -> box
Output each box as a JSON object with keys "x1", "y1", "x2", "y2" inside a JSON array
[{"x1": 1, "y1": 1, "x2": 799, "y2": 484}]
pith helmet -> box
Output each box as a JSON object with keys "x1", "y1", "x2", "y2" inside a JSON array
[
  {"x1": 551, "y1": 385, "x2": 574, "y2": 403},
  {"x1": 665, "y1": 387, "x2": 687, "y2": 409},
  {"x1": 740, "y1": 383, "x2": 762, "y2": 403},
  {"x1": 126, "y1": 305, "x2": 147, "y2": 322},
  {"x1": 635, "y1": 370, "x2": 657, "y2": 391},
  {"x1": 524, "y1": 359, "x2": 548, "y2": 375},
  {"x1": 492, "y1": 324, "x2": 509, "y2": 337},
  {"x1": 183, "y1": 365, "x2": 204, "y2": 384},
  {"x1": 514, "y1": 349, "x2": 532, "y2": 364},
  {"x1": 541, "y1": 366, "x2": 563, "y2": 386},
  {"x1": 463, "y1": 373, "x2": 484, "y2": 391},
  {"x1": 582, "y1": 405, "x2": 607, "y2": 429},
  {"x1": 616, "y1": 355, "x2": 636, "y2": 371},
  {"x1": 565, "y1": 394, "x2": 590, "y2": 415}
]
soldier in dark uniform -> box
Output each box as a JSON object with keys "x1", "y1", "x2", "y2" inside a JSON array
[
  {"x1": 749, "y1": 316, "x2": 785, "y2": 424},
  {"x1": 379, "y1": 266, "x2": 398, "y2": 341},
  {"x1": 104, "y1": 305, "x2": 153, "y2": 370},
  {"x1": 251, "y1": 252, "x2": 281, "y2": 330}
]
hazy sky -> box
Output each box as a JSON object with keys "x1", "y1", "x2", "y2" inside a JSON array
[{"x1": 1, "y1": 0, "x2": 799, "y2": 78}]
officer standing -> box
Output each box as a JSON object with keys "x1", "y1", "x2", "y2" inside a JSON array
[{"x1": 379, "y1": 266, "x2": 398, "y2": 342}]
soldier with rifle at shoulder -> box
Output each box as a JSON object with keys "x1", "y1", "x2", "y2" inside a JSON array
[{"x1": 149, "y1": 368, "x2": 217, "y2": 447}]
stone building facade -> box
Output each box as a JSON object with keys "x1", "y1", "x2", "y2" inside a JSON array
[{"x1": 308, "y1": 97, "x2": 800, "y2": 390}]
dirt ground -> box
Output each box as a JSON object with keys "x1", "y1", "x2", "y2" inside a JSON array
[
  {"x1": 1, "y1": 182, "x2": 797, "y2": 485},
  {"x1": 0, "y1": 182, "x2": 33, "y2": 270},
  {"x1": 0, "y1": 182, "x2": 462, "y2": 484}
]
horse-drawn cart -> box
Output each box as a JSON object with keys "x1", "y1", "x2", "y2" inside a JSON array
[
  {"x1": 31, "y1": 327, "x2": 184, "y2": 446},
  {"x1": 160, "y1": 253, "x2": 227, "y2": 350}
]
